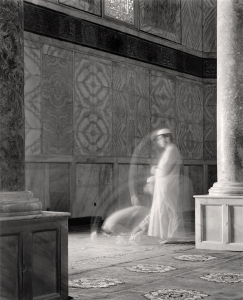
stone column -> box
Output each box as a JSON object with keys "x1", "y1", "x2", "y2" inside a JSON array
[
  {"x1": 209, "y1": 0, "x2": 243, "y2": 196},
  {"x1": 0, "y1": 0, "x2": 41, "y2": 217},
  {"x1": 194, "y1": 0, "x2": 243, "y2": 251}
]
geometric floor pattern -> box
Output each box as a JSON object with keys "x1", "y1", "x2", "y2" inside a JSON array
[
  {"x1": 200, "y1": 273, "x2": 243, "y2": 283},
  {"x1": 69, "y1": 278, "x2": 124, "y2": 289},
  {"x1": 143, "y1": 289, "x2": 209, "y2": 299},
  {"x1": 126, "y1": 264, "x2": 177, "y2": 273},
  {"x1": 173, "y1": 255, "x2": 217, "y2": 262}
]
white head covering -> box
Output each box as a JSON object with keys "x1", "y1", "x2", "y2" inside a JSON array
[{"x1": 156, "y1": 128, "x2": 172, "y2": 136}]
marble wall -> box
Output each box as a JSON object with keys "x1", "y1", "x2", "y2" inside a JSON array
[{"x1": 24, "y1": 33, "x2": 216, "y2": 217}]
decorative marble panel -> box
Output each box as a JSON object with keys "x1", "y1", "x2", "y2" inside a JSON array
[
  {"x1": 136, "y1": 116, "x2": 150, "y2": 138},
  {"x1": 136, "y1": 96, "x2": 150, "y2": 117},
  {"x1": 59, "y1": 0, "x2": 101, "y2": 16},
  {"x1": 25, "y1": 129, "x2": 41, "y2": 155},
  {"x1": 112, "y1": 62, "x2": 136, "y2": 94},
  {"x1": 176, "y1": 122, "x2": 203, "y2": 142},
  {"x1": 42, "y1": 88, "x2": 72, "y2": 109},
  {"x1": 203, "y1": 0, "x2": 217, "y2": 53},
  {"x1": 204, "y1": 141, "x2": 216, "y2": 160},
  {"x1": 24, "y1": 46, "x2": 41, "y2": 77},
  {"x1": 177, "y1": 140, "x2": 203, "y2": 159},
  {"x1": 176, "y1": 97, "x2": 203, "y2": 124},
  {"x1": 99, "y1": 164, "x2": 113, "y2": 185},
  {"x1": 126, "y1": 135, "x2": 136, "y2": 156},
  {"x1": 74, "y1": 108, "x2": 112, "y2": 135},
  {"x1": 204, "y1": 105, "x2": 216, "y2": 124},
  {"x1": 59, "y1": 123, "x2": 73, "y2": 154},
  {"x1": 112, "y1": 113, "x2": 127, "y2": 136},
  {"x1": 24, "y1": 75, "x2": 41, "y2": 103},
  {"x1": 135, "y1": 137, "x2": 151, "y2": 158},
  {"x1": 204, "y1": 123, "x2": 216, "y2": 141},
  {"x1": 113, "y1": 90, "x2": 129, "y2": 115},
  {"x1": 42, "y1": 55, "x2": 73, "y2": 90},
  {"x1": 151, "y1": 95, "x2": 175, "y2": 118},
  {"x1": 139, "y1": 0, "x2": 181, "y2": 43},
  {"x1": 112, "y1": 135, "x2": 127, "y2": 156},
  {"x1": 135, "y1": 67, "x2": 150, "y2": 96},
  {"x1": 181, "y1": 0, "x2": 203, "y2": 51},
  {"x1": 150, "y1": 75, "x2": 175, "y2": 98},
  {"x1": 204, "y1": 84, "x2": 216, "y2": 105},
  {"x1": 176, "y1": 78, "x2": 203, "y2": 107},
  {"x1": 49, "y1": 163, "x2": 69, "y2": 193},
  {"x1": 43, "y1": 44, "x2": 73, "y2": 60},
  {"x1": 104, "y1": 0, "x2": 134, "y2": 24},
  {"x1": 127, "y1": 114, "x2": 136, "y2": 137},
  {"x1": 75, "y1": 132, "x2": 111, "y2": 156},
  {"x1": 42, "y1": 123, "x2": 59, "y2": 154},
  {"x1": 42, "y1": 102, "x2": 72, "y2": 124},
  {"x1": 25, "y1": 100, "x2": 41, "y2": 129},
  {"x1": 208, "y1": 165, "x2": 217, "y2": 190}
]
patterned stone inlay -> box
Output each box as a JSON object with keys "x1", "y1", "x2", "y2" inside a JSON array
[
  {"x1": 174, "y1": 255, "x2": 217, "y2": 262},
  {"x1": 126, "y1": 264, "x2": 177, "y2": 273},
  {"x1": 200, "y1": 273, "x2": 243, "y2": 283},
  {"x1": 104, "y1": 0, "x2": 134, "y2": 24},
  {"x1": 69, "y1": 278, "x2": 124, "y2": 288},
  {"x1": 144, "y1": 289, "x2": 209, "y2": 300}
]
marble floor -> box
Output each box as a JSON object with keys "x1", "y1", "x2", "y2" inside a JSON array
[{"x1": 68, "y1": 227, "x2": 243, "y2": 300}]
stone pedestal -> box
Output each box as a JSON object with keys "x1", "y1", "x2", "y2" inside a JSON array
[{"x1": 194, "y1": 0, "x2": 243, "y2": 251}]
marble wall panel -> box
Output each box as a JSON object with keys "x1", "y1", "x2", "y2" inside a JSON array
[
  {"x1": 49, "y1": 163, "x2": 69, "y2": 193},
  {"x1": 25, "y1": 163, "x2": 45, "y2": 204},
  {"x1": 176, "y1": 97, "x2": 203, "y2": 124},
  {"x1": 42, "y1": 88, "x2": 72, "y2": 108},
  {"x1": 136, "y1": 96, "x2": 150, "y2": 117},
  {"x1": 25, "y1": 100, "x2": 41, "y2": 129},
  {"x1": 204, "y1": 123, "x2": 216, "y2": 141},
  {"x1": 42, "y1": 123, "x2": 59, "y2": 154},
  {"x1": 204, "y1": 141, "x2": 216, "y2": 160},
  {"x1": 135, "y1": 67, "x2": 150, "y2": 97},
  {"x1": 204, "y1": 84, "x2": 216, "y2": 106},
  {"x1": 135, "y1": 137, "x2": 151, "y2": 158},
  {"x1": 136, "y1": 116, "x2": 150, "y2": 138},
  {"x1": 59, "y1": 0, "x2": 101, "y2": 16},
  {"x1": 176, "y1": 78, "x2": 203, "y2": 107},
  {"x1": 151, "y1": 95, "x2": 175, "y2": 118},
  {"x1": 127, "y1": 114, "x2": 136, "y2": 137},
  {"x1": 150, "y1": 75, "x2": 175, "y2": 98},
  {"x1": 49, "y1": 192, "x2": 70, "y2": 212},
  {"x1": 113, "y1": 90, "x2": 129, "y2": 115},
  {"x1": 76, "y1": 185, "x2": 100, "y2": 217},
  {"x1": 112, "y1": 135, "x2": 127, "y2": 156},
  {"x1": 112, "y1": 62, "x2": 136, "y2": 94},
  {"x1": 203, "y1": 0, "x2": 217, "y2": 53},
  {"x1": 25, "y1": 75, "x2": 41, "y2": 103},
  {"x1": 118, "y1": 164, "x2": 131, "y2": 209},
  {"x1": 42, "y1": 102, "x2": 72, "y2": 124},
  {"x1": 188, "y1": 165, "x2": 203, "y2": 195},
  {"x1": 177, "y1": 140, "x2": 203, "y2": 159},
  {"x1": 204, "y1": 105, "x2": 216, "y2": 125},
  {"x1": 151, "y1": 116, "x2": 176, "y2": 137},
  {"x1": 25, "y1": 128, "x2": 41, "y2": 155},
  {"x1": 181, "y1": 0, "x2": 203, "y2": 51},
  {"x1": 139, "y1": 0, "x2": 181, "y2": 43},
  {"x1": 24, "y1": 45, "x2": 41, "y2": 77},
  {"x1": 43, "y1": 44, "x2": 73, "y2": 60},
  {"x1": 176, "y1": 122, "x2": 203, "y2": 142},
  {"x1": 58, "y1": 124, "x2": 73, "y2": 154},
  {"x1": 76, "y1": 164, "x2": 100, "y2": 186},
  {"x1": 112, "y1": 112, "x2": 127, "y2": 136},
  {"x1": 208, "y1": 164, "x2": 217, "y2": 190}
]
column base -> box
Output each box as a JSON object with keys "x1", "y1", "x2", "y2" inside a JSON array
[
  {"x1": 0, "y1": 191, "x2": 42, "y2": 217},
  {"x1": 209, "y1": 182, "x2": 243, "y2": 196},
  {"x1": 194, "y1": 195, "x2": 243, "y2": 251}
]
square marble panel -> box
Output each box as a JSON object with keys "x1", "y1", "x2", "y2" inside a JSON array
[
  {"x1": 204, "y1": 105, "x2": 216, "y2": 124},
  {"x1": 181, "y1": 0, "x2": 203, "y2": 51},
  {"x1": 203, "y1": 0, "x2": 217, "y2": 53},
  {"x1": 58, "y1": 123, "x2": 73, "y2": 154},
  {"x1": 176, "y1": 78, "x2": 203, "y2": 106},
  {"x1": 112, "y1": 135, "x2": 127, "y2": 156},
  {"x1": 50, "y1": 192, "x2": 70, "y2": 212},
  {"x1": 59, "y1": 0, "x2": 101, "y2": 16},
  {"x1": 136, "y1": 116, "x2": 150, "y2": 138},
  {"x1": 76, "y1": 186, "x2": 100, "y2": 217},
  {"x1": 151, "y1": 116, "x2": 176, "y2": 137},
  {"x1": 151, "y1": 95, "x2": 175, "y2": 118},
  {"x1": 42, "y1": 88, "x2": 72, "y2": 109},
  {"x1": 76, "y1": 164, "x2": 100, "y2": 186},
  {"x1": 204, "y1": 141, "x2": 217, "y2": 160},
  {"x1": 176, "y1": 121, "x2": 203, "y2": 142},
  {"x1": 49, "y1": 163, "x2": 70, "y2": 193},
  {"x1": 42, "y1": 102, "x2": 72, "y2": 124},
  {"x1": 136, "y1": 95, "x2": 150, "y2": 117},
  {"x1": 75, "y1": 132, "x2": 111, "y2": 156},
  {"x1": 135, "y1": 67, "x2": 150, "y2": 96},
  {"x1": 24, "y1": 46, "x2": 41, "y2": 77},
  {"x1": 25, "y1": 128, "x2": 41, "y2": 155},
  {"x1": 150, "y1": 75, "x2": 175, "y2": 98},
  {"x1": 42, "y1": 122, "x2": 59, "y2": 154},
  {"x1": 24, "y1": 75, "x2": 41, "y2": 103},
  {"x1": 177, "y1": 140, "x2": 203, "y2": 159},
  {"x1": 74, "y1": 108, "x2": 112, "y2": 135},
  {"x1": 42, "y1": 44, "x2": 73, "y2": 60},
  {"x1": 204, "y1": 84, "x2": 217, "y2": 105},
  {"x1": 204, "y1": 123, "x2": 217, "y2": 141},
  {"x1": 25, "y1": 100, "x2": 41, "y2": 129},
  {"x1": 112, "y1": 62, "x2": 136, "y2": 94},
  {"x1": 139, "y1": 0, "x2": 181, "y2": 43}
]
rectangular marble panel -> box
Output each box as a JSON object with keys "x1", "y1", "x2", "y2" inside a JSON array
[
  {"x1": 93, "y1": 60, "x2": 112, "y2": 87},
  {"x1": 99, "y1": 164, "x2": 113, "y2": 185},
  {"x1": 126, "y1": 135, "x2": 136, "y2": 157},
  {"x1": 98, "y1": 184, "x2": 113, "y2": 218},
  {"x1": 74, "y1": 107, "x2": 112, "y2": 135},
  {"x1": 208, "y1": 165, "x2": 217, "y2": 190},
  {"x1": 113, "y1": 90, "x2": 129, "y2": 115},
  {"x1": 24, "y1": 39, "x2": 41, "y2": 49},
  {"x1": 139, "y1": 0, "x2": 181, "y2": 43},
  {"x1": 59, "y1": 0, "x2": 101, "y2": 16},
  {"x1": 151, "y1": 95, "x2": 175, "y2": 118},
  {"x1": 112, "y1": 113, "x2": 127, "y2": 136},
  {"x1": 188, "y1": 165, "x2": 203, "y2": 195},
  {"x1": 76, "y1": 185, "x2": 100, "y2": 217},
  {"x1": 202, "y1": 205, "x2": 222, "y2": 242},
  {"x1": 181, "y1": 0, "x2": 203, "y2": 51},
  {"x1": 135, "y1": 67, "x2": 150, "y2": 96},
  {"x1": 231, "y1": 206, "x2": 243, "y2": 243},
  {"x1": 176, "y1": 122, "x2": 203, "y2": 142},
  {"x1": 25, "y1": 128, "x2": 41, "y2": 155},
  {"x1": 75, "y1": 132, "x2": 111, "y2": 156},
  {"x1": 42, "y1": 102, "x2": 73, "y2": 124},
  {"x1": 0, "y1": 235, "x2": 19, "y2": 300},
  {"x1": 176, "y1": 78, "x2": 203, "y2": 106},
  {"x1": 177, "y1": 140, "x2": 203, "y2": 159},
  {"x1": 49, "y1": 163, "x2": 69, "y2": 193},
  {"x1": 204, "y1": 105, "x2": 216, "y2": 124},
  {"x1": 24, "y1": 75, "x2": 41, "y2": 103},
  {"x1": 76, "y1": 164, "x2": 100, "y2": 186},
  {"x1": 204, "y1": 84, "x2": 216, "y2": 105},
  {"x1": 24, "y1": 46, "x2": 41, "y2": 77},
  {"x1": 42, "y1": 88, "x2": 72, "y2": 109},
  {"x1": 204, "y1": 123, "x2": 216, "y2": 141},
  {"x1": 43, "y1": 44, "x2": 73, "y2": 60},
  {"x1": 50, "y1": 192, "x2": 70, "y2": 212},
  {"x1": 204, "y1": 141, "x2": 217, "y2": 160},
  {"x1": 203, "y1": 0, "x2": 217, "y2": 53},
  {"x1": 58, "y1": 123, "x2": 73, "y2": 155},
  {"x1": 136, "y1": 116, "x2": 150, "y2": 138},
  {"x1": 176, "y1": 100, "x2": 203, "y2": 124},
  {"x1": 42, "y1": 122, "x2": 59, "y2": 154},
  {"x1": 112, "y1": 135, "x2": 127, "y2": 156},
  {"x1": 112, "y1": 62, "x2": 136, "y2": 94},
  {"x1": 118, "y1": 164, "x2": 132, "y2": 209},
  {"x1": 150, "y1": 75, "x2": 175, "y2": 98},
  {"x1": 32, "y1": 231, "x2": 58, "y2": 297}
]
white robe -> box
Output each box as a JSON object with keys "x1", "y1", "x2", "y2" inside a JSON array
[{"x1": 148, "y1": 144, "x2": 183, "y2": 239}]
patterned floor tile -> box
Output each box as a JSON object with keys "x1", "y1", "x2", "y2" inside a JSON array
[
  {"x1": 126, "y1": 264, "x2": 177, "y2": 273},
  {"x1": 144, "y1": 289, "x2": 209, "y2": 300},
  {"x1": 174, "y1": 255, "x2": 217, "y2": 262},
  {"x1": 69, "y1": 278, "x2": 124, "y2": 289},
  {"x1": 200, "y1": 273, "x2": 243, "y2": 283}
]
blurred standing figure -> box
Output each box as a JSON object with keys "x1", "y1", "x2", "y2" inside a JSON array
[
  {"x1": 148, "y1": 128, "x2": 182, "y2": 240},
  {"x1": 130, "y1": 128, "x2": 183, "y2": 242}
]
